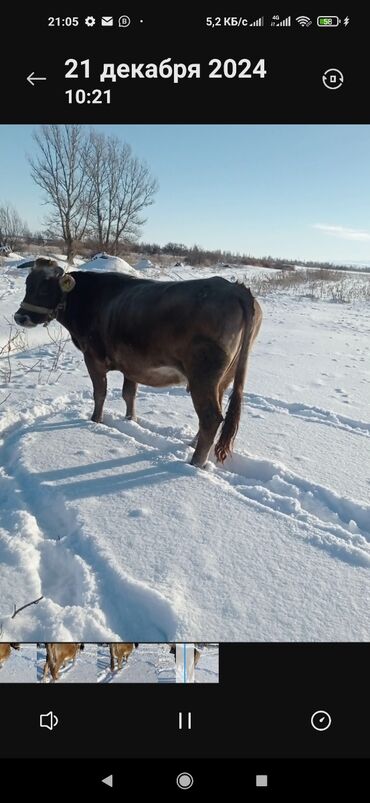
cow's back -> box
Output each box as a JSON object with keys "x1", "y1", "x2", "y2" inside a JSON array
[{"x1": 0, "y1": 643, "x2": 11, "y2": 664}]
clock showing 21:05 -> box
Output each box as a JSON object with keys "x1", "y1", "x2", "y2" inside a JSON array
[{"x1": 48, "y1": 17, "x2": 80, "y2": 26}]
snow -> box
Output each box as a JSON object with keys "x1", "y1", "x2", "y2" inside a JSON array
[
  {"x1": 0, "y1": 257, "x2": 369, "y2": 641},
  {"x1": 98, "y1": 643, "x2": 170, "y2": 683},
  {"x1": 194, "y1": 645, "x2": 219, "y2": 683},
  {"x1": 0, "y1": 643, "x2": 36, "y2": 682},
  {"x1": 80, "y1": 254, "x2": 139, "y2": 275},
  {"x1": 133, "y1": 258, "x2": 158, "y2": 271},
  {"x1": 2, "y1": 252, "x2": 138, "y2": 277},
  {"x1": 97, "y1": 642, "x2": 219, "y2": 683},
  {"x1": 0, "y1": 642, "x2": 218, "y2": 682},
  {"x1": 4, "y1": 253, "x2": 69, "y2": 271}
]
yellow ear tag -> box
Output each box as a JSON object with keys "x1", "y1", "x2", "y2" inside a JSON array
[{"x1": 59, "y1": 274, "x2": 76, "y2": 292}]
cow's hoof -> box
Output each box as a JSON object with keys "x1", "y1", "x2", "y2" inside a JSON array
[
  {"x1": 91, "y1": 415, "x2": 102, "y2": 423},
  {"x1": 190, "y1": 457, "x2": 206, "y2": 469}
]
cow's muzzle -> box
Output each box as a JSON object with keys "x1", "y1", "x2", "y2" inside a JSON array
[{"x1": 14, "y1": 311, "x2": 37, "y2": 327}]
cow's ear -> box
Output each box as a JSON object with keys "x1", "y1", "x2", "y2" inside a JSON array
[{"x1": 59, "y1": 274, "x2": 76, "y2": 293}]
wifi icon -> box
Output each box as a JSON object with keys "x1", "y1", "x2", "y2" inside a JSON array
[{"x1": 296, "y1": 15, "x2": 312, "y2": 26}]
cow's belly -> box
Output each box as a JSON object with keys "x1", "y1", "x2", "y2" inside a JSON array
[{"x1": 132, "y1": 366, "x2": 187, "y2": 387}]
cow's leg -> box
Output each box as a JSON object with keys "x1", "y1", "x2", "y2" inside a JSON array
[
  {"x1": 122, "y1": 377, "x2": 138, "y2": 420},
  {"x1": 190, "y1": 431, "x2": 199, "y2": 448},
  {"x1": 84, "y1": 354, "x2": 107, "y2": 423},
  {"x1": 189, "y1": 384, "x2": 223, "y2": 468},
  {"x1": 110, "y1": 646, "x2": 115, "y2": 672}
]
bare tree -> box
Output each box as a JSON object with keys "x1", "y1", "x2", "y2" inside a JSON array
[
  {"x1": 0, "y1": 203, "x2": 28, "y2": 249},
  {"x1": 82, "y1": 131, "x2": 113, "y2": 250},
  {"x1": 84, "y1": 132, "x2": 158, "y2": 254},
  {"x1": 29, "y1": 125, "x2": 93, "y2": 263}
]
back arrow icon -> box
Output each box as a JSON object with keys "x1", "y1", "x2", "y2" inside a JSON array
[{"x1": 27, "y1": 72, "x2": 47, "y2": 86}]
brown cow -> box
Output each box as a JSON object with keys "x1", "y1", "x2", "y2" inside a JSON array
[
  {"x1": 109, "y1": 642, "x2": 138, "y2": 671},
  {"x1": 14, "y1": 259, "x2": 262, "y2": 468},
  {"x1": 0, "y1": 643, "x2": 20, "y2": 667},
  {"x1": 43, "y1": 643, "x2": 84, "y2": 681}
]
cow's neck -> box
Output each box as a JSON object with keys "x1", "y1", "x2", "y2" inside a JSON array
[
  {"x1": 55, "y1": 270, "x2": 131, "y2": 340},
  {"x1": 55, "y1": 271, "x2": 92, "y2": 338}
]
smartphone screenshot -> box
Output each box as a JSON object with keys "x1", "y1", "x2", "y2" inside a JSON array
[{"x1": 0, "y1": 5, "x2": 369, "y2": 793}]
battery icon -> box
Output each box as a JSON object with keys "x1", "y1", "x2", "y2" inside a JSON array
[{"x1": 317, "y1": 16, "x2": 341, "y2": 26}]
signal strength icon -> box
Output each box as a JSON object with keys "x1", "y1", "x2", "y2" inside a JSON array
[
  {"x1": 276, "y1": 16, "x2": 291, "y2": 26},
  {"x1": 249, "y1": 16, "x2": 264, "y2": 27},
  {"x1": 296, "y1": 15, "x2": 312, "y2": 26}
]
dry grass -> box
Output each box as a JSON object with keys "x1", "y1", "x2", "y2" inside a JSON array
[
  {"x1": 16, "y1": 325, "x2": 68, "y2": 386},
  {"x1": 0, "y1": 320, "x2": 68, "y2": 388},
  {"x1": 248, "y1": 268, "x2": 370, "y2": 304},
  {"x1": 0, "y1": 321, "x2": 28, "y2": 383},
  {"x1": 44, "y1": 325, "x2": 69, "y2": 383}
]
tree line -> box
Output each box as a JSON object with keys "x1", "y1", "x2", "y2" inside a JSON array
[{"x1": 0, "y1": 126, "x2": 352, "y2": 272}]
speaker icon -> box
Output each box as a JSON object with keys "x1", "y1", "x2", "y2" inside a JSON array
[{"x1": 39, "y1": 711, "x2": 59, "y2": 730}]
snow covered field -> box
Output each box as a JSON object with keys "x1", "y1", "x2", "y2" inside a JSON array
[
  {"x1": 98, "y1": 643, "x2": 161, "y2": 683},
  {"x1": 0, "y1": 640, "x2": 218, "y2": 682},
  {"x1": 0, "y1": 643, "x2": 36, "y2": 682},
  {"x1": 0, "y1": 255, "x2": 369, "y2": 642},
  {"x1": 97, "y1": 642, "x2": 218, "y2": 683},
  {"x1": 194, "y1": 644, "x2": 219, "y2": 683}
]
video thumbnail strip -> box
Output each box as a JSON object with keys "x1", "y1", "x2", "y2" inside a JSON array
[{"x1": 0, "y1": 642, "x2": 219, "y2": 683}]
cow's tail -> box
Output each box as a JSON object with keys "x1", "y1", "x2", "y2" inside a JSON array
[
  {"x1": 46, "y1": 643, "x2": 57, "y2": 679},
  {"x1": 215, "y1": 287, "x2": 257, "y2": 463}
]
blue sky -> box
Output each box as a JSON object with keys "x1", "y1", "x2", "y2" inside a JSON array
[{"x1": 0, "y1": 124, "x2": 369, "y2": 262}]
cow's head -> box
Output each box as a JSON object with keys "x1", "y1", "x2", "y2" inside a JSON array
[{"x1": 14, "y1": 258, "x2": 75, "y2": 327}]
